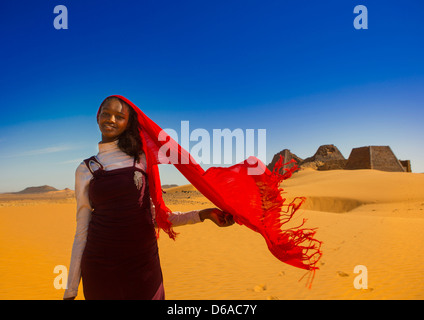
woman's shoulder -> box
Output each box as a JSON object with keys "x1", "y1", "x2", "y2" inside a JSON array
[
  {"x1": 139, "y1": 152, "x2": 146, "y2": 162},
  {"x1": 135, "y1": 152, "x2": 147, "y2": 171},
  {"x1": 75, "y1": 159, "x2": 91, "y2": 176}
]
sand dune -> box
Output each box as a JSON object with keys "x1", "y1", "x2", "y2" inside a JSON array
[
  {"x1": 0, "y1": 169, "x2": 423, "y2": 299},
  {"x1": 283, "y1": 168, "x2": 424, "y2": 205}
]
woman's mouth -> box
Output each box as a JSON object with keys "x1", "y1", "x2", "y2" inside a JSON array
[{"x1": 103, "y1": 124, "x2": 116, "y2": 131}]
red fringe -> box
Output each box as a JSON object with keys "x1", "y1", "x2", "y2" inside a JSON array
[{"x1": 247, "y1": 156, "x2": 322, "y2": 287}]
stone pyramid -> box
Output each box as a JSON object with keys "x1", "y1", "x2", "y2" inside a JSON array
[
  {"x1": 267, "y1": 149, "x2": 303, "y2": 174},
  {"x1": 300, "y1": 144, "x2": 347, "y2": 170},
  {"x1": 345, "y1": 146, "x2": 405, "y2": 172}
]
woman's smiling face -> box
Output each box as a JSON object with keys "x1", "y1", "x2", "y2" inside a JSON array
[{"x1": 98, "y1": 98, "x2": 130, "y2": 143}]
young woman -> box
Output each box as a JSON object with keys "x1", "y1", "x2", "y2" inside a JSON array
[{"x1": 63, "y1": 96, "x2": 234, "y2": 300}]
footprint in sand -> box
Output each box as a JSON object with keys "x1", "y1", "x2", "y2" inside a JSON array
[{"x1": 253, "y1": 284, "x2": 267, "y2": 292}]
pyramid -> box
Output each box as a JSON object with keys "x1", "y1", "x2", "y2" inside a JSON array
[
  {"x1": 300, "y1": 144, "x2": 347, "y2": 170},
  {"x1": 345, "y1": 146, "x2": 405, "y2": 172},
  {"x1": 267, "y1": 149, "x2": 303, "y2": 174},
  {"x1": 399, "y1": 160, "x2": 412, "y2": 172}
]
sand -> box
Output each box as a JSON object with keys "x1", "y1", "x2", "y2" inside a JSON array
[{"x1": 1, "y1": 169, "x2": 423, "y2": 300}]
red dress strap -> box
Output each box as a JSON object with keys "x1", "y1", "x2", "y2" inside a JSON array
[{"x1": 83, "y1": 156, "x2": 104, "y2": 175}]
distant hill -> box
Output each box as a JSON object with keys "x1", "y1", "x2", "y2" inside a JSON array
[
  {"x1": 13, "y1": 185, "x2": 59, "y2": 194},
  {"x1": 162, "y1": 184, "x2": 178, "y2": 189},
  {"x1": 6, "y1": 184, "x2": 176, "y2": 195}
]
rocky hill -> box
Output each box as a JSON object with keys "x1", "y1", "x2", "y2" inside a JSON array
[
  {"x1": 13, "y1": 185, "x2": 59, "y2": 194},
  {"x1": 162, "y1": 184, "x2": 179, "y2": 189}
]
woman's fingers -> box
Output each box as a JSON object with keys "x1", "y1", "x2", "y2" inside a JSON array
[
  {"x1": 203, "y1": 208, "x2": 235, "y2": 227},
  {"x1": 217, "y1": 211, "x2": 234, "y2": 227},
  {"x1": 224, "y1": 212, "x2": 234, "y2": 225}
]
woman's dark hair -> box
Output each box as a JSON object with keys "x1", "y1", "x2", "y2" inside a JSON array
[{"x1": 99, "y1": 97, "x2": 143, "y2": 163}]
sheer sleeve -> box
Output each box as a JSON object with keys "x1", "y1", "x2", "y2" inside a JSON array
[
  {"x1": 150, "y1": 197, "x2": 201, "y2": 227},
  {"x1": 63, "y1": 163, "x2": 92, "y2": 299}
]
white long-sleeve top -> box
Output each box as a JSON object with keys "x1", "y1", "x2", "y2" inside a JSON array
[{"x1": 63, "y1": 140, "x2": 201, "y2": 299}]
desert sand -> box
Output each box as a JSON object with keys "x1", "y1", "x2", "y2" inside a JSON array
[{"x1": 1, "y1": 169, "x2": 423, "y2": 300}]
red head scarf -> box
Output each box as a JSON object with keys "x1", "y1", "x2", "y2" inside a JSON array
[{"x1": 98, "y1": 95, "x2": 322, "y2": 282}]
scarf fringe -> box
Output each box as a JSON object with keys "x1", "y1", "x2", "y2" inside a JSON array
[
  {"x1": 249, "y1": 156, "x2": 323, "y2": 286},
  {"x1": 154, "y1": 204, "x2": 178, "y2": 240}
]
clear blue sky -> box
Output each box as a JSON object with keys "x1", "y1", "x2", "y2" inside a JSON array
[{"x1": 0, "y1": 0, "x2": 423, "y2": 192}]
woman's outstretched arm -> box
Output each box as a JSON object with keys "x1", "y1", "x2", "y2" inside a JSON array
[{"x1": 150, "y1": 198, "x2": 234, "y2": 228}]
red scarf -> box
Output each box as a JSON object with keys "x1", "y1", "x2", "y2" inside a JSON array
[{"x1": 98, "y1": 95, "x2": 322, "y2": 278}]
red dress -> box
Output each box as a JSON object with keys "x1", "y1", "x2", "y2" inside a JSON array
[{"x1": 80, "y1": 156, "x2": 164, "y2": 300}]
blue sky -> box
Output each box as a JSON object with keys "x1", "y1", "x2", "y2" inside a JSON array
[{"x1": 0, "y1": 0, "x2": 423, "y2": 192}]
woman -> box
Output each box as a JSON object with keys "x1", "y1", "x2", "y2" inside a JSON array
[{"x1": 63, "y1": 96, "x2": 233, "y2": 300}]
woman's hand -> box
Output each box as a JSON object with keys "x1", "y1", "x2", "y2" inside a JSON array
[{"x1": 199, "y1": 208, "x2": 234, "y2": 227}]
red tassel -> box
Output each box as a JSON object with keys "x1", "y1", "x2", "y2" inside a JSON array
[{"x1": 242, "y1": 155, "x2": 322, "y2": 286}]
